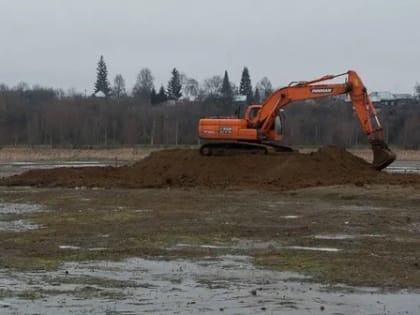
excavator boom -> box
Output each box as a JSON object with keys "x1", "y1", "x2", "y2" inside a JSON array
[{"x1": 198, "y1": 70, "x2": 396, "y2": 170}]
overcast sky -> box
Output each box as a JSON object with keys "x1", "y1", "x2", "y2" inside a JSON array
[{"x1": 1, "y1": 0, "x2": 419, "y2": 93}]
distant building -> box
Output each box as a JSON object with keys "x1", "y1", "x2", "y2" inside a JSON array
[
  {"x1": 93, "y1": 91, "x2": 106, "y2": 98},
  {"x1": 393, "y1": 93, "x2": 412, "y2": 99},
  {"x1": 181, "y1": 95, "x2": 197, "y2": 101},
  {"x1": 163, "y1": 99, "x2": 177, "y2": 106},
  {"x1": 332, "y1": 94, "x2": 348, "y2": 101},
  {"x1": 369, "y1": 91, "x2": 396, "y2": 105},
  {"x1": 393, "y1": 94, "x2": 414, "y2": 104},
  {"x1": 369, "y1": 91, "x2": 414, "y2": 106},
  {"x1": 233, "y1": 95, "x2": 247, "y2": 103}
]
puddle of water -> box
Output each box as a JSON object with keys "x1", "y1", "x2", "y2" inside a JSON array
[
  {"x1": 313, "y1": 234, "x2": 388, "y2": 241},
  {"x1": 338, "y1": 205, "x2": 384, "y2": 211},
  {"x1": 0, "y1": 160, "x2": 123, "y2": 178},
  {"x1": 0, "y1": 203, "x2": 43, "y2": 215},
  {"x1": 0, "y1": 256, "x2": 419, "y2": 315},
  {"x1": 60, "y1": 246, "x2": 108, "y2": 252},
  {"x1": 361, "y1": 234, "x2": 386, "y2": 238},
  {"x1": 170, "y1": 240, "x2": 282, "y2": 251},
  {"x1": 175, "y1": 243, "x2": 228, "y2": 249},
  {"x1": 171, "y1": 242, "x2": 340, "y2": 252},
  {"x1": 286, "y1": 246, "x2": 341, "y2": 252},
  {"x1": 281, "y1": 215, "x2": 299, "y2": 219},
  {"x1": 386, "y1": 161, "x2": 420, "y2": 174},
  {"x1": 3, "y1": 161, "x2": 113, "y2": 169},
  {"x1": 314, "y1": 234, "x2": 354, "y2": 240},
  {"x1": 387, "y1": 167, "x2": 420, "y2": 174},
  {"x1": 134, "y1": 209, "x2": 153, "y2": 213},
  {"x1": 88, "y1": 247, "x2": 107, "y2": 251},
  {"x1": 0, "y1": 202, "x2": 45, "y2": 232},
  {"x1": 59, "y1": 245, "x2": 80, "y2": 250},
  {"x1": 0, "y1": 219, "x2": 40, "y2": 232}
]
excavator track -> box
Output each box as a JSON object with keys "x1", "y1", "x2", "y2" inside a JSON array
[
  {"x1": 199, "y1": 141, "x2": 295, "y2": 156},
  {"x1": 199, "y1": 141, "x2": 268, "y2": 156},
  {"x1": 261, "y1": 141, "x2": 296, "y2": 152}
]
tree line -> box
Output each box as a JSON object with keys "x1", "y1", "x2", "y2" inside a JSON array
[
  {"x1": 92, "y1": 56, "x2": 272, "y2": 106},
  {"x1": 0, "y1": 55, "x2": 418, "y2": 148},
  {"x1": 0, "y1": 86, "x2": 418, "y2": 148}
]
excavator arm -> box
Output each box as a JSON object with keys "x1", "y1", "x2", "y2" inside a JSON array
[
  {"x1": 257, "y1": 71, "x2": 379, "y2": 140},
  {"x1": 254, "y1": 70, "x2": 395, "y2": 169}
]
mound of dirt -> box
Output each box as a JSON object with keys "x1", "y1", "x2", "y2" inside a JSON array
[{"x1": 1, "y1": 146, "x2": 419, "y2": 190}]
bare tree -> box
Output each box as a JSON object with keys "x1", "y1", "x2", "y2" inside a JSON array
[
  {"x1": 257, "y1": 77, "x2": 273, "y2": 100},
  {"x1": 202, "y1": 75, "x2": 223, "y2": 96},
  {"x1": 183, "y1": 78, "x2": 199, "y2": 99},
  {"x1": 15, "y1": 81, "x2": 30, "y2": 91},
  {"x1": 230, "y1": 82, "x2": 238, "y2": 95},
  {"x1": 113, "y1": 74, "x2": 126, "y2": 99},
  {"x1": 132, "y1": 68, "x2": 155, "y2": 100},
  {"x1": 415, "y1": 83, "x2": 420, "y2": 99}
]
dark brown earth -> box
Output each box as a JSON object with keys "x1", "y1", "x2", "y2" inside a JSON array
[{"x1": 1, "y1": 146, "x2": 420, "y2": 190}]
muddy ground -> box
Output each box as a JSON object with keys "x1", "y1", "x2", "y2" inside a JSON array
[
  {"x1": 0, "y1": 185, "x2": 419, "y2": 313},
  {"x1": 0, "y1": 184, "x2": 419, "y2": 286},
  {"x1": 0, "y1": 147, "x2": 419, "y2": 313}
]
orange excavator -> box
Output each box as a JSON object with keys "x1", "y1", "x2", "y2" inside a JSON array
[{"x1": 198, "y1": 70, "x2": 396, "y2": 170}]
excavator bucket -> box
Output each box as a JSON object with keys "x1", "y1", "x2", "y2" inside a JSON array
[{"x1": 370, "y1": 140, "x2": 396, "y2": 170}]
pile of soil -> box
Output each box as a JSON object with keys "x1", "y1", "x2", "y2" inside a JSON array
[{"x1": 1, "y1": 146, "x2": 419, "y2": 190}]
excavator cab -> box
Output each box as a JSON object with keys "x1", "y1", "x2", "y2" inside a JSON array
[
  {"x1": 245, "y1": 105, "x2": 261, "y2": 128},
  {"x1": 274, "y1": 110, "x2": 285, "y2": 137},
  {"x1": 245, "y1": 106, "x2": 286, "y2": 141}
]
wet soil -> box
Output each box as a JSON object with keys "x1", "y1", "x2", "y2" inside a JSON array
[
  {"x1": 2, "y1": 146, "x2": 420, "y2": 190},
  {"x1": 1, "y1": 256, "x2": 419, "y2": 315},
  {"x1": 0, "y1": 185, "x2": 419, "y2": 289}
]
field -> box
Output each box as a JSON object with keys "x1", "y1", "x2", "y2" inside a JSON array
[{"x1": 0, "y1": 146, "x2": 419, "y2": 314}]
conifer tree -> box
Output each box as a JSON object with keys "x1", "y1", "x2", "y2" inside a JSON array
[
  {"x1": 158, "y1": 85, "x2": 167, "y2": 102},
  {"x1": 151, "y1": 85, "x2": 168, "y2": 104},
  {"x1": 94, "y1": 55, "x2": 111, "y2": 97},
  {"x1": 254, "y1": 87, "x2": 261, "y2": 104},
  {"x1": 221, "y1": 70, "x2": 233, "y2": 100},
  {"x1": 167, "y1": 68, "x2": 182, "y2": 100},
  {"x1": 150, "y1": 87, "x2": 157, "y2": 105},
  {"x1": 239, "y1": 67, "x2": 253, "y2": 104}
]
